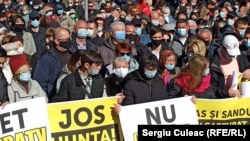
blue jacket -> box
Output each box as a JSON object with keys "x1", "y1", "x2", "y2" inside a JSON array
[{"x1": 32, "y1": 48, "x2": 62, "y2": 102}]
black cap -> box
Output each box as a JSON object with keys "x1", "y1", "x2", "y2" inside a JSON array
[
  {"x1": 55, "y1": 4, "x2": 63, "y2": 10},
  {"x1": 29, "y1": 10, "x2": 40, "y2": 19},
  {"x1": 131, "y1": 18, "x2": 141, "y2": 26}
]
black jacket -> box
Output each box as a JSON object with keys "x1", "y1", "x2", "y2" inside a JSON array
[
  {"x1": 0, "y1": 70, "x2": 9, "y2": 103},
  {"x1": 210, "y1": 49, "x2": 250, "y2": 98},
  {"x1": 122, "y1": 70, "x2": 168, "y2": 105},
  {"x1": 104, "y1": 74, "x2": 124, "y2": 96},
  {"x1": 27, "y1": 27, "x2": 47, "y2": 51},
  {"x1": 51, "y1": 69, "x2": 104, "y2": 102},
  {"x1": 167, "y1": 79, "x2": 217, "y2": 99}
]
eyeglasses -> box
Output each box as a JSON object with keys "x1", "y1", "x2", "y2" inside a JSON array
[{"x1": 120, "y1": 52, "x2": 131, "y2": 56}]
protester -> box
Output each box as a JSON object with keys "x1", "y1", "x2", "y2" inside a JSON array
[
  {"x1": 8, "y1": 54, "x2": 48, "y2": 103},
  {"x1": 0, "y1": 46, "x2": 9, "y2": 108},
  {"x1": 168, "y1": 54, "x2": 217, "y2": 99},
  {"x1": 51, "y1": 50, "x2": 105, "y2": 102}
]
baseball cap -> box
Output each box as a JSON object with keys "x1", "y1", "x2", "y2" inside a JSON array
[{"x1": 222, "y1": 35, "x2": 240, "y2": 56}]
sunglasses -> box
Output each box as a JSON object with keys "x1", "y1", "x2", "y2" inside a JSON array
[{"x1": 120, "y1": 53, "x2": 131, "y2": 56}]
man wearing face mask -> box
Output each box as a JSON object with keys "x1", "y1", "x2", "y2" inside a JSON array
[
  {"x1": 197, "y1": 28, "x2": 220, "y2": 61},
  {"x1": 239, "y1": 28, "x2": 250, "y2": 62},
  {"x1": 27, "y1": 10, "x2": 46, "y2": 51},
  {"x1": 51, "y1": 50, "x2": 105, "y2": 102},
  {"x1": 121, "y1": 54, "x2": 168, "y2": 105},
  {"x1": 161, "y1": 24, "x2": 183, "y2": 57},
  {"x1": 33, "y1": 27, "x2": 72, "y2": 102},
  {"x1": 138, "y1": 26, "x2": 171, "y2": 61},
  {"x1": 87, "y1": 20, "x2": 104, "y2": 46},
  {"x1": 234, "y1": 17, "x2": 249, "y2": 45},
  {"x1": 70, "y1": 20, "x2": 98, "y2": 53},
  {"x1": 149, "y1": 10, "x2": 161, "y2": 28},
  {"x1": 220, "y1": 11, "x2": 238, "y2": 35},
  {"x1": 55, "y1": 4, "x2": 74, "y2": 32},
  {"x1": 210, "y1": 34, "x2": 250, "y2": 98},
  {"x1": 31, "y1": 0, "x2": 43, "y2": 12},
  {"x1": 98, "y1": 21, "x2": 137, "y2": 67}
]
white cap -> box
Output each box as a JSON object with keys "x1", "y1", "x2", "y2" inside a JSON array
[{"x1": 222, "y1": 35, "x2": 240, "y2": 56}]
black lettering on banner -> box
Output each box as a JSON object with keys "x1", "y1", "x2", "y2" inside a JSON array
[
  {"x1": 93, "y1": 105, "x2": 105, "y2": 124},
  {"x1": 51, "y1": 124, "x2": 120, "y2": 141},
  {"x1": 145, "y1": 105, "x2": 176, "y2": 124},
  {"x1": 0, "y1": 127, "x2": 47, "y2": 141},
  {"x1": 0, "y1": 108, "x2": 28, "y2": 134},
  {"x1": 196, "y1": 110, "x2": 206, "y2": 118},
  {"x1": 59, "y1": 106, "x2": 106, "y2": 129},
  {"x1": 59, "y1": 109, "x2": 71, "y2": 129}
]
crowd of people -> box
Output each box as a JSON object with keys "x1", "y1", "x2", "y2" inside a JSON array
[{"x1": 0, "y1": 0, "x2": 250, "y2": 116}]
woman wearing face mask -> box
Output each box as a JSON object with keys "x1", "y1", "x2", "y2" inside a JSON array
[
  {"x1": 106, "y1": 42, "x2": 139, "y2": 76},
  {"x1": 7, "y1": 14, "x2": 36, "y2": 64},
  {"x1": 167, "y1": 54, "x2": 217, "y2": 99},
  {"x1": 121, "y1": 54, "x2": 168, "y2": 105},
  {"x1": 105, "y1": 57, "x2": 129, "y2": 96},
  {"x1": 8, "y1": 55, "x2": 48, "y2": 103},
  {"x1": 159, "y1": 50, "x2": 180, "y2": 85}
]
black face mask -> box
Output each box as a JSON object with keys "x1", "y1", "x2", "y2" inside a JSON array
[
  {"x1": 59, "y1": 39, "x2": 71, "y2": 49},
  {"x1": 126, "y1": 34, "x2": 135, "y2": 42},
  {"x1": 151, "y1": 39, "x2": 163, "y2": 47},
  {"x1": 14, "y1": 24, "x2": 25, "y2": 31}
]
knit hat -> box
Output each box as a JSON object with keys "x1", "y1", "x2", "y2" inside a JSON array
[{"x1": 9, "y1": 55, "x2": 29, "y2": 74}]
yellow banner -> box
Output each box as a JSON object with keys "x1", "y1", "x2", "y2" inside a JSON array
[
  {"x1": 196, "y1": 97, "x2": 250, "y2": 125},
  {"x1": 47, "y1": 97, "x2": 123, "y2": 141}
]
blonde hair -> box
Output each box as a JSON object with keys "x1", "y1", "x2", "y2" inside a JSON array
[{"x1": 185, "y1": 39, "x2": 206, "y2": 57}]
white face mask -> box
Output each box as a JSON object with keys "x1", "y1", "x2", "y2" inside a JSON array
[
  {"x1": 17, "y1": 47, "x2": 24, "y2": 54},
  {"x1": 113, "y1": 67, "x2": 129, "y2": 78}
]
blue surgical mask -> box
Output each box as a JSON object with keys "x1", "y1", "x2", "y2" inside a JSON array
[
  {"x1": 227, "y1": 19, "x2": 234, "y2": 26},
  {"x1": 135, "y1": 28, "x2": 142, "y2": 35},
  {"x1": 144, "y1": 69, "x2": 157, "y2": 79},
  {"x1": 204, "y1": 68, "x2": 210, "y2": 76},
  {"x1": 120, "y1": 55, "x2": 131, "y2": 62},
  {"x1": 87, "y1": 29, "x2": 94, "y2": 37},
  {"x1": 19, "y1": 71, "x2": 31, "y2": 82},
  {"x1": 239, "y1": 29, "x2": 246, "y2": 38},
  {"x1": 89, "y1": 69, "x2": 100, "y2": 76},
  {"x1": 125, "y1": 16, "x2": 131, "y2": 21},
  {"x1": 57, "y1": 9, "x2": 63, "y2": 15},
  {"x1": 177, "y1": 28, "x2": 187, "y2": 37},
  {"x1": 189, "y1": 29, "x2": 196, "y2": 34},
  {"x1": 244, "y1": 39, "x2": 250, "y2": 48},
  {"x1": 220, "y1": 12, "x2": 225, "y2": 18},
  {"x1": 31, "y1": 19, "x2": 40, "y2": 27},
  {"x1": 115, "y1": 31, "x2": 125, "y2": 41},
  {"x1": 234, "y1": 5, "x2": 239, "y2": 9},
  {"x1": 77, "y1": 28, "x2": 88, "y2": 38},
  {"x1": 165, "y1": 64, "x2": 175, "y2": 70}
]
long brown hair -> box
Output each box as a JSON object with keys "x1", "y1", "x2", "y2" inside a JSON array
[{"x1": 175, "y1": 54, "x2": 209, "y2": 92}]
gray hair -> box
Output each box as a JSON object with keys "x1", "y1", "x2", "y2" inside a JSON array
[
  {"x1": 110, "y1": 21, "x2": 125, "y2": 31},
  {"x1": 197, "y1": 28, "x2": 213, "y2": 41},
  {"x1": 187, "y1": 20, "x2": 197, "y2": 28},
  {"x1": 113, "y1": 57, "x2": 128, "y2": 69}
]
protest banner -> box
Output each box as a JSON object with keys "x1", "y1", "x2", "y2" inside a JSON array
[
  {"x1": 196, "y1": 97, "x2": 250, "y2": 125},
  {"x1": 119, "y1": 96, "x2": 198, "y2": 141},
  {"x1": 0, "y1": 97, "x2": 51, "y2": 141},
  {"x1": 47, "y1": 96, "x2": 123, "y2": 141}
]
